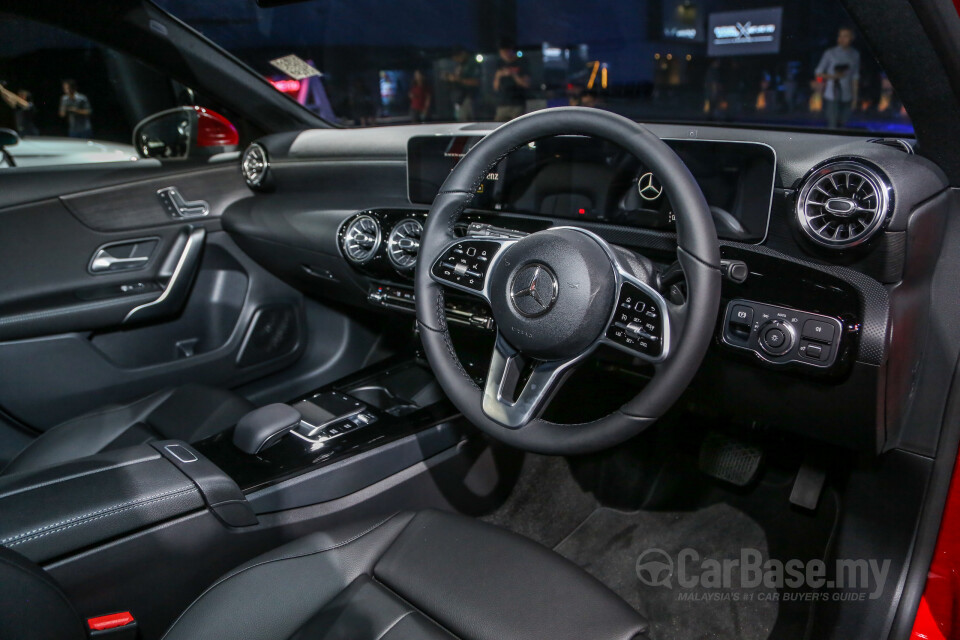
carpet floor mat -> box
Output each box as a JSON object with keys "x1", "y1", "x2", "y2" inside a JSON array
[{"x1": 554, "y1": 504, "x2": 777, "y2": 640}]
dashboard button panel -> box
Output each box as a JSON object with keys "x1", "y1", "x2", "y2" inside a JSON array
[
  {"x1": 605, "y1": 282, "x2": 663, "y2": 358},
  {"x1": 721, "y1": 299, "x2": 843, "y2": 368},
  {"x1": 431, "y1": 240, "x2": 501, "y2": 292}
]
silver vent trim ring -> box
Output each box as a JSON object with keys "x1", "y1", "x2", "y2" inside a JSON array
[
  {"x1": 242, "y1": 143, "x2": 269, "y2": 188},
  {"x1": 341, "y1": 215, "x2": 382, "y2": 265},
  {"x1": 796, "y1": 161, "x2": 892, "y2": 249},
  {"x1": 386, "y1": 219, "x2": 423, "y2": 271}
]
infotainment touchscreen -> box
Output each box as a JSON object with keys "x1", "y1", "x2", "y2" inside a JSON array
[{"x1": 407, "y1": 134, "x2": 775, "y2": 242}]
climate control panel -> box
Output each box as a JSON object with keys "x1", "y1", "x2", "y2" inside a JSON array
[{"x1": 721, "y1": 299, "x2": 843, "y2": 369}]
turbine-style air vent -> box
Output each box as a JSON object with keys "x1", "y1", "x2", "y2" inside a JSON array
[
  {"x1": 241, "y1": 143, "x2": 269, "y2": 188},
  {"x1": 867, "y1": 138, "x2": 914, "y2": 154},
  {"x1": 341, "y1": 215, "x2": 382, "y2": 264},
  {"x1": 796, "y1": 161, "x2": 892, "y2": 249},
  {"x1": 386, "y1": 219, "x2": 423, "y2": 271}
]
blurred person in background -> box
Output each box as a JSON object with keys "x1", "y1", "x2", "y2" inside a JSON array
[
  {"x1": 492, "y1": 39, "x2": 529, "y2": 121},
  {"x1": 409, "y1": 69, "x2": 432, "y2": 123},
  {"x1": 348, "y1": 78, "x2": 377, "y2": 126},
  {"x1": 815, "y1": 27, "x2": 860, "y2": 128},
  {"x1": 443, "y1": 47, "x2": 481, "y2": 122},
  {"x1": 1, "y1": 86, "x2": 39, "y2": 136},
  {"x1": 58, "y1": 79, "x2": 92, "y2": 138}
]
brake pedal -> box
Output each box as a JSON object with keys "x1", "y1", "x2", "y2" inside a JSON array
[
  {"x1": 789, "y1": 462, "x2": 827, "y2": 510},
  {"x1": 698, "y1": 431, "x2": 763, "y2": 486}
]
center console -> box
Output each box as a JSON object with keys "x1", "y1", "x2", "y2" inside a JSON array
[
  {"x1": 1, "y1": 356, "x2": 472, "y2": 638},
  {"x1": 192, "y1": 358, "x2": 464, "y2": 512}
]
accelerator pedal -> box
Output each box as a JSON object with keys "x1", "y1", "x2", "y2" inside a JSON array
[{"x1": 698, "y1": 431, "x2": 763, "y2": 486}]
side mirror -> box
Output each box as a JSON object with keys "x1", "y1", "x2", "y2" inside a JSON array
[
  {"x1": 0, "y1": 128, "x2": 20, "y2": 148},
  {"x1": 132, "y1": 106, "x2": 238, "y2": 161}
]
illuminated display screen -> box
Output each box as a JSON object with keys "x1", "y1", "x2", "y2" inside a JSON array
[
  {"x1": 407, "y1": 135, "x2": 775, "y2": 242},
  {"x1": 707, "y1": 7, "x2": 784, "y2": 57}
]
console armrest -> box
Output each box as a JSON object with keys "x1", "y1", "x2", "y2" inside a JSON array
[{"x1": 0, "y1": 443, "x2": 249, "y2": 564}]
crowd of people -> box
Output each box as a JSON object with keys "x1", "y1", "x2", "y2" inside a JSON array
[
  {"x1": 0, "y1": 79, "x2": 93, "y2": 138},
  {"x1": 395, "y1": 39, "x2": 533, "y2": 124},
  {"x1": 2, "y1": 29, "x2": 907, "y2": 136},
  {"x1": 338, "y1": 28, "x2": 907, "y2": 131}
]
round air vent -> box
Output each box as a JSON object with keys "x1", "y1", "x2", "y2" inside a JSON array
[
  {"x1": 386, "y1": 219, "x2": 423, "y2": 271},
  {"x1": 241, "y1": 143, "x2": 269, "y2": 188},
  {"x1": 796, "y1": 161, "x2": 892, "y2": 249},
  {"x1": 341, "y1": 215, "x2": 382, "y2": 265}
]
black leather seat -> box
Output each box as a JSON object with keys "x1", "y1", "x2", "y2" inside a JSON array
[
  {"x1": 2, "y1": 385, "x2": 253, "y2": 476},
  {"x1": 1, "y1": 510, "x2": 649, "y2": 640}
]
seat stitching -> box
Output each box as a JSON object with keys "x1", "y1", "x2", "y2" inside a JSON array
[
  {"x1": 370, "y1": 574, "x2": 457, "y2": 639},
  {"x1": 373, "y1": 610, "x2": 414, "y2": 640},
  {"x1": 0, "y1": 454, "x2": 160, "y2": 500},
  {"x1": 1, "y1": 486, "x2": 193, "y2": 542},
  {"x1": 4, "y1": 488, "x2": 196, "y2": 546},
  {"x1": 160, "y1": 511, "x2": 407, "y2": 640}
]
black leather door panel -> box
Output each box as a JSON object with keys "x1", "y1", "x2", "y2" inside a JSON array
[
  {"x1": 0, "y1": 164, "x2": 305, "y2": 432},
  {"x1": 0, "y1": 233, "x2": 305, "y2": 430},
  {"x1": 61, "y1": 165, "x2": 247, "y2": 231},
  {"x1": 0, "y1": 198, "x2": 183, "y2": 309}
]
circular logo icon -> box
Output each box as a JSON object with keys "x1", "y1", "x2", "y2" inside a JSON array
[
  {"x1": 636, "y1": 549, "x2": 674, "y2": 588},
  {"x1": 510, "y1": 263, "x2": 559, "y2": 318},
  {"x1": 638, "y1": 172, "x2": 663, "y2": 201}
]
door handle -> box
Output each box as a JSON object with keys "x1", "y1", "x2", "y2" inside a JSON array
[
  {"x1": 90, "y1": 252, "x2": 149, "y2": 272},
  {"x1": 88, "y1": 237, "x2": 159, "y2": 274},
  {"x1": 124, "y1": 226, "x2": 206, "y2": 324}
]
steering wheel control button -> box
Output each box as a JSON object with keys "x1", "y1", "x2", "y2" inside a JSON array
[
  {"x1": 606, "y1": 282, "x2": 662, "y2": 357},
  {"x1": 721, "y1": 299, "x2": 845, "y2": 369},
  {"x1": 802, "y1": 319, "x2": 836, "y2": 344},
  {"x1": 432, "y1": 240, "x2": 501, "y2": 291}
]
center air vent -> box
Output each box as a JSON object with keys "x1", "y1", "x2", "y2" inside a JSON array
[
  {"x1": 386, "y1": 219, "x2": 423, "y2": 271},
  {"x1": 341, "y1": 215, "x2": 382, "y2": 265},
  {"x1": 796, "y1": 161, "x2": 891, "y2": 249}
]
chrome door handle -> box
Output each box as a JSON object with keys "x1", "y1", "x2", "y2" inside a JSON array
[
  {"x1": 124, "y1": 226, "x2": 206, "y2": 324},
  {"x1": 90, "y1": 252, "x2": 149, "y2": 272},
  {"x1": 157, "y1": 186, "x2": 209, "y2": 218}
]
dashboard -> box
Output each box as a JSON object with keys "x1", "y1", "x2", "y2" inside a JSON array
[
  {"x1": 408, "y1": 135, "x2": 775, "y2": 242},
  {"x1": 223, "y1": 120, "x2": 951, "y2": 454}
]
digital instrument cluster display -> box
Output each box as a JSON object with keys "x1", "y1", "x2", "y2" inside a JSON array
[{"x1": 408, "y1": 134, "x2": 775, "y2": 242}]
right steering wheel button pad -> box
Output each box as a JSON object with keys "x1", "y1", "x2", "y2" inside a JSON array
[
  {"x1": 432, "y1": 240, "x2": 503, "y2": 292},
  {"x1": 606, "y1": 282, "x2": 663, "y2": 358}
]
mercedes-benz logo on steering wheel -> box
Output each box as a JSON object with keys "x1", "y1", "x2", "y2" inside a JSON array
[
  {"x1": 510, "y1": 264, "x2": 559, "y2": 318},
  {"x1": 638, "y1": 171, "x2": 663, "y2": 201}
]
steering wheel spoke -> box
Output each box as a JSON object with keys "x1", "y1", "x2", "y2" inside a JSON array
[
  {"x1": 482, "y1": 332, "x2": 581, "y2": 428},
  {"x1": 429, "y1": 237, "x2": 517, "y2": 302}
]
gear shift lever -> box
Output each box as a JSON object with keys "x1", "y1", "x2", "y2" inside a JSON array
[{"x1": 233, "y1": 404, "x2": 301, "y2": 454}]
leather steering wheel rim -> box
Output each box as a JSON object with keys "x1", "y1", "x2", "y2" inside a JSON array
[{"x1": 415, "y1": 107, "x2": 721, "y2": 455}]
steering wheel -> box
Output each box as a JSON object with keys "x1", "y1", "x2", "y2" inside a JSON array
[{"x1": 415, "y1": 107, "x2": 721, "y2": 455}]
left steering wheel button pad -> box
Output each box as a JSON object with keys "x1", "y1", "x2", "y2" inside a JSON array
[
  {"x1": 432, "y1": 240, "x2": 501, "y2": 291},
  {"x1": 606, "y1": 282, "x2": 663, "y2": 357}
]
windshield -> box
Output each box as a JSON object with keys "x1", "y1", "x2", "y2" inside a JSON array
[{"x1": 155, "y1": 0, "x2": 912, "y2": 135}]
